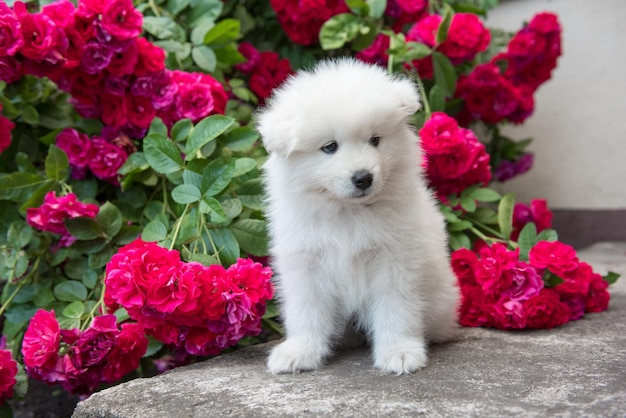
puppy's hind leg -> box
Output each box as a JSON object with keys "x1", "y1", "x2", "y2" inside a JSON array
[{"x1": 268, "y1": 259, "x2": 338, "y2": 374}]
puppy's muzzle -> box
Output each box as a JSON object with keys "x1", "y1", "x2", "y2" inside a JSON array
[{"x1": 352, "y1": 170, "x2": 374, "y2": 191}]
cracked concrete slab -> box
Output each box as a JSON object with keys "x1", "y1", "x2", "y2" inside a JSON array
[{"x1": 73, "y1": 242, "x2": 626, "y2": 418}]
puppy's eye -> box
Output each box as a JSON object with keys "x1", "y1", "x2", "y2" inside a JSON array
[
  {"x1": 369, "y1": 135, "x2": 380, "y2": 147},
  {"x1": 321, "y1": 141, "x2": 338, "y2": 154}
]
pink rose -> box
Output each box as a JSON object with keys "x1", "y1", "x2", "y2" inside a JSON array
[
  {"x1": 42, "y1": 0, "x2": 75, "y2": 29},
  {"x1": 22, "y1": 309, "x2": 61, "y2": 369},
  {"x1": 13, "y1": 2, "x2": 61, "y2": 61},
  {"x1": 101, "y1": 0, "x2": 142, "y2": 40},
  {"x1": 55, "y1": 128, "x2": 93, "y2": 169},
  {"x1": 235, "y1": 42, "x2": 262, "y2": 73},
  {"x1": 0, "y1": 4, "x2": 24, "y2": 56},
  {"x1": 485, "y1": 298, "x2": 526, "y2": 330},
  {"x1": 356, "y1": 34, "x2": 390, "y2": 68},
  {"x1": 529, "y1": 240, "x2": 579, "y2": 277},
  {"x1": 0, "y1": 350, "x2": 17, "y2": 403},
  {"x1": 88, "y1": 137, "x2": 127, "y2": 183},
  {"x1": 0, "y1": 103, "x2": 14, "y2": 154},
  {"x1": 26, "y1": 191, "x2": 99, "y2": 245},
  {"x1": 511, "y1": 199, "x2": 553, "y2": 241}
]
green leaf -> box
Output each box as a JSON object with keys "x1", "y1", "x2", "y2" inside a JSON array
[
  {"x1": 447, "y1": 220, "x2": 473, "y2": 232},
  {"x1": 148, "y1": 117, "x2": 168, "y2": 137},
  {"x1": 536, "y1": 229, "x2": 558, "y2": 243},
  {"x1": 517, "y1": 222, "x2": 537, "y2": 261},
  {"x1": 142, "y1": 220, "x2": 168, "y2": 242},
  {"x1": 192, "y1": 45, "x2": 217, "y2": 72},
  {"x1": 144, "y1": 133, "x2": 184, "y2": 174},
  {"x1": 429, "y1": 84, "x2": 445, "y2": 113},
  {"x1": 471, "y1": 188, "x2": 502, "y2": 202},
  {"x1": 144, "y1": 337, "x2": 164, "y2": 358},
  {"x1": 172, "y1": 184, "x2": 202, "y2": 204},
  {"x1": 221, "y1": 198, "x2": 243, "y2": 220},
  {"x1": 208, "y1": 227, "x2": 240, "y2": 266},
  {"x1": 432, "y1": 52, "x2": 457, "y2": 97},
  {"x1": 82, "y1": 270, "x2": 98, "y2": 289},
  {"x1": 229, "y1": 219, "x2": 268, "y2": 256},
  {"x1": 45, "y1": 145, "x2": 69, "y2": 181},
  {"x1": 186, "y1": 253, "x2": 220, "y2": 266},
  {"x1": 8, "y1": 221, "x2": 33, "y2": 249},
  {"x1": 201, "y1": 158, "x2": 236, "y2": 197},
  {"x1": 436, "y1": 4, "x2": 454, "y2": 45},
  {"x1": 319, "y1": 13, "x2": 363, "y2": 50},
  {"x1": 346, "y1": 0, "x2": 368, "y2": 16},
  {"x1": 0, "y1": 172, "x2": 51, "y2": 202},
  {"x1": 118, "y1": 152, "x2": 149, "y2": 176},
  {"x1": 15, "y1": 152, "x2": 37, "y2": 174},
  {"x1": 460, "y1": 196, "x2": 476, "y2": 212},
  {"x1": 166, "y1": 0, "x2": 191, "y2": 16},
  {"x1": 34, "y1": 288, "x2": 55, "y2": 307},
  {"x1": 203, "y1": 18, "x2": 240, "y2": 46},
  {"x1": 185, "y1": 115, "x2": 235, "y2": 159},
  {"x1": 22, "y1": 104, "x2": 39, "y2": 125},
  {"x1": 222, "y1": 127, "x2": 259, "y2": 152},
  {"x1": 603, "y1": 271, "x2": 620, "y2": 285},
  {"x1": 53, "y1": 281, "x2": 88, "y2": 302},
  {"x1": 498, "y1": 193, "x2": 515, "y2": 240},
  {"x1": 64, "y1": 217, "x2": 102, "y2": 240},
  {"x1": 96, "y1": 202, "x2": 123, "y2": 238},
  {"x1": 188, "y1": 0, "x2": 222, "y2": 26},
  {"x1": 233, "y1": 158, "x2": 257, "y2": 177},
  {"x1": 365, "y1": 0, "x2": 386, "y2": 18},
  {"x1": 543, "y1": 270, "x2": 565, "y2": 288},
  {"x1": 143, "y1": 16, "x2": 184, "y2": 40},
  {"x1": 171, "y1": 118, "x2": 193, "y2": 142},
  {"x1": 114, "y1": 225, "x2": 142, "y2": 245},
  {"x1": 62, "y1": 301, "x2": 85, "y2": 319},
  {"x1": 88, "y1": 246, "x2": 114, "y2": 269},
  {"x1": 449, "y1": 232, "x2": 471, "y2": 250},
  {"x1": 199, "y1": 195, "x2": 227, "y2": 223}
]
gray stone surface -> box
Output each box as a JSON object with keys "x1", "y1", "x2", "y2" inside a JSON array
[{"x1": 73, "y1": 243, "x2": 626, "y2": 418}]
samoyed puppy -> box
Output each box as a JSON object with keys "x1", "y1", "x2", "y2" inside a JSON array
[{"x1": 256, "y1": 59, "x2": 459, "y2": 375}]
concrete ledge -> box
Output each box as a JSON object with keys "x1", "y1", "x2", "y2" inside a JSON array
[{"x1": 73, "y1": 243, "x2": 626, "y2": 418}]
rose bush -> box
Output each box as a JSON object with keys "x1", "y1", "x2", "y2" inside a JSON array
[{"x1": 0, "y1": 0, "x2": 620, "y2": 411}]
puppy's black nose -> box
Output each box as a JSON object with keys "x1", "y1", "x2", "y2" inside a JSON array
[{"x1": 352, "y1": 170, "x2": 373, "y2": 191}]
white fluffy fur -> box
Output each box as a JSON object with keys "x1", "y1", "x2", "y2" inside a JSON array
[{"x1": 256, "y1": 59, "x2": 459, "y2": 375}]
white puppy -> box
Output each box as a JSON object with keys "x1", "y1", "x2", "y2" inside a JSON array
[{"x1": 256, "y1": 59, "x2": 459, "y2": 375}]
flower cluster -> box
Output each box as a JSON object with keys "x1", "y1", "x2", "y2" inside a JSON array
[
  {"x1": 457, "y1": 12, "x2": 561, "y2": 124},
  {"x1": 0, "y1": 0, "x2": 227, "y2": 138},
  {"x1": 453, "y1": 240, "x2": 611, "y2": 330},
  {"x1": 26, "y1": 191, "x2": 99, "y2": 247},
  {"x1": 22, "y1": 310, "x2": 148, "y2": 396},
  {"x1": 56, "y1": 128, "x2": 130, "y2": 184},
  {"x1": 385, "y1": 0, "x2": 428, "y2": 32},
  {"x1": 104, "y1": 239, "x2": 274, "y2": 356},
  {"x1": 270, "y1": 0, "x2": 348, "y2": 46},
  {"x1": 0, "y1": 349, "x2": 18, "y2": 404},
  {"x1": 235, "y1": 42, "x2": 294, "y2": 104},
  {"x1": 419, "y1": 112, "x2": 492, "y2": 197},
  {"x1": 511, "y1": 199, "x2": 553, "y2": 241},
  {"x1": 0, "y1": 103, "x2": 14, "y2": 154}
]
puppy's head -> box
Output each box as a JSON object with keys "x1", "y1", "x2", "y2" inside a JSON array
[{"x1": 256, "y1": 58, "x2": 421, "y2": 203}]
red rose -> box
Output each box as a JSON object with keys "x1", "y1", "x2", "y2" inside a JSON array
[
  {"x1": 103, "y1": 322, "x2": 148, "y2": 382},
  {"x1": 235, "y1": 42, "x2": 262, "y2": 73},
  {"x1": 356, "y1": 34, "x2": 390, "y2": 68},
  {"x1": 473, "y1": 243, "x2": 519, "y2": 299},
  {"x1": 511, "y1": 199, "x2": 553, "y2": 241},
  {"x1": 249, "y1": 51, "x2": 294, "y2": 103},
  {"x1": 458, "y1": 285, "x2": 487, "y2": 327},
  {"x1": 0, "y1": 56, "x2": 22, "y2": 83},
  {"x1": 270, "y1": 0, "x2": 348, "y2": 46},
  {"x1": 529, "y1": 240, "x2": 579, "y2": 277},
  {"x1": 107, "y1": 39, "x2": 138, "y2": 77},
  {"x1": 126, "y1": 95, "x2": 156, "y2": 129},
  {"x1": 451, "y1": 248, "x2": 479, "y2": 287},
  {"x1": 524, "y1": 288, "x2": 571, "y2": 329},
  {"x1": 133, "y1": 38, "x2": 165, "y2": 76},
  {"x1": 55, "y1": 128, "x2": 93, "y2": 169},
  {"x1": 585, "y1": 274, "x2": 610, "y2": 313},
  {"x1": 439, "y1": 13, "x2": 490, "y2": 63}
]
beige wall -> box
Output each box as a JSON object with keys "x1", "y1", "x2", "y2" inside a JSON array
[{"x1": 486, "y1": 0, "x2": 626, "y2": 209}]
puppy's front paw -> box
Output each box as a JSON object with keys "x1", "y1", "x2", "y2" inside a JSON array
[
  {"x1": 267, "y1": 338, "x2": 324, "y2": 374},
  {"x1": 374, "y1": 341, "x2": 427, "y2": 375}
]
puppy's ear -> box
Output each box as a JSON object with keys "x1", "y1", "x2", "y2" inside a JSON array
[
  {"x1": 255, "y1": 107, "x2": 297, "y2": 157},
  {"x1": 393, "y1": 78, "x2": 422, "y2": 117}
]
